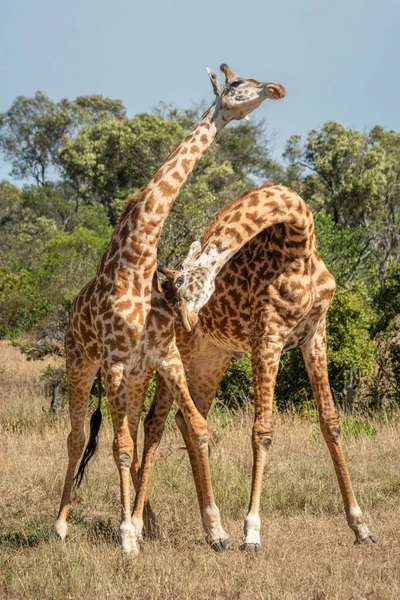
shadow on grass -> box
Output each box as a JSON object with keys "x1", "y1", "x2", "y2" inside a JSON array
[
  {"x1": 0, "y1": 515, "x2": 119, "y2": 549},
  {"x1": 0, "y1": 531, "x2": 42, "y2": 548},
  {"x1": 85, "y1": 516, "x2": 119, "y2": 545}
]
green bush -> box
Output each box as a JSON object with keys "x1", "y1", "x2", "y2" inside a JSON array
[
  {"x1": 216, "y1": 354, "x2": 253, "y2": 410},
  {"x1": 326, "y1": 285, "x2": 376, "y2": 399},
  {"x1": 341, "y1": 415, "x2": 377, "y2": 439},
  {"x1": 216, "y1": 286, "x2": 376, "y2": 412}
]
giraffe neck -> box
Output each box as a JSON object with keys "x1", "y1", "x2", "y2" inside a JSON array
[
  {"x1": 185, "y1": 185, "x2": 314, "y2": 302},
  {"x1": 114, "y1": 104, "x2": 224, "y2": 275}
]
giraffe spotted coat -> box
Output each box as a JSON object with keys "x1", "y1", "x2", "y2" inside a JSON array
[
  {"x1": 142, "y1": 182, "x2": 375, "y2": 551},
  {"x1": 52, "y1": 64, "x2": 286, "y2": 554}
]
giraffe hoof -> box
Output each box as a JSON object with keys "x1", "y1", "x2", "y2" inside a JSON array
[
  {"x1": 239, "y1": 542, "x2": 261, "y2": 553},
  {"x1": 50, "y1": 521, "x2": 67, "y2": 542},
  {"x1": 209, "y1": 536, "x2": 232, "y2": 553},
  {"x1": 354, "y1": 535, "x2": 377, "y2": 545},
  {"x1": 120, "y1": 523, "x2": 140, "y2": 554}
]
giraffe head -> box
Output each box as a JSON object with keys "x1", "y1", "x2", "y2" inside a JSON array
[
  {"x1": 159, "y1": 241, "x2": 217, "y2": 332},
  {"x1": 207, "y1": 64, "x2": 285, "y2": 123}
]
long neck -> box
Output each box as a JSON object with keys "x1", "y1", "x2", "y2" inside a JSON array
[
  {"x1": 194, "y1": 184, "x2": 314, "y2": 280},
  {"x1": 117, "y1": 105, "x2": 224, "y2": 271}
]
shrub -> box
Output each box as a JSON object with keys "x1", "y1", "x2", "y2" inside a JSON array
[{"x1": 216, "y1": 354, "x2": 253, "y2": 410}]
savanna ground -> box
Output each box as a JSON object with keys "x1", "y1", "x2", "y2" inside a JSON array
[{"x1": 0, "y1": 341, "x2": 399, "y2": 600}]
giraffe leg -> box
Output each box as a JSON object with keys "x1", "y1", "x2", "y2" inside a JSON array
[
  {"x1": 240, "y1": 337, "x2": 282, "y2": 553},
  {"x1": 139, "y1": 376, "x2": 205, "y2": 531},
  {"x1": 126, "y1": 371, "x2": 160, "y2": 539},
  {"x1": 131, "y1": 373, "x2": 174, "y2": 536},
  {"x1": 139, "y1": 346, "x2": 232, "y2": 529},
  {"x1": 105, "y1": 363, "x2": 141, "y2": 553},
  {"x1": 156, "y1": 342, "x2": 230, "y2": 550},
  {"x1": 301, "y1": 318, "x2": 376, "y2": 544},
  {"x1": 174, "y1": 345, "x2": 233, "y2": 516},
  {"x1": 133, "y1": 325, "x2": 198, "y2": 541},
  {"x1": 51, "y1": 358, "x2": 98, "y2": 541}
]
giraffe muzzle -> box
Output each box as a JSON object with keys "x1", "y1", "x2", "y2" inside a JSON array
[{"x1": 181, "y1": 307, "x2": 198, "y2": 332}]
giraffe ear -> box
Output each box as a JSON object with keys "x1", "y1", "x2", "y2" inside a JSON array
[
  {"x1": 264, "y1": 83, "x2": 286, "y2": 99},
  {"x1": 206, "y1": 67, "x2": 223, "y2": 96},
  {"x1": 157, "y1": 264, "x2": 176, "y2": 280}
]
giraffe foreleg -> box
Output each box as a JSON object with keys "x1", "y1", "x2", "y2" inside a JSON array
[
  {"x1": 131, "y1": 372, "x2": 173, "y2": 540},
  {"x1": 132, "y1": 324, "x2": 199, "y2": 544},
  {"x1": 126, "y1": 371, "x2": 160, "y2": 540},
  {"x1": 301, "y1": 318, "x2": 376, "y2": 545},
  {"x1": 51, "y1": 358, "x2": 98, "y2": 541},
  {"x1": 240, "y1": 337, "x2": 282, "y2": 552},
  {"x1": 175, "y1": 345, "x2": 233, "y2": 516},
  {"x1": 105, "y1": 363, "x2": 141, "y2": 553},
  {"x1": 158, "y1": 342, "x2": 231, "y2": 551}
]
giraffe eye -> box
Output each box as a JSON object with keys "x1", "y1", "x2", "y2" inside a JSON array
[
  {"x1": 230, "y1": 81, "x2": 241, "y2": 88},
  {"x1": 175, "y1": 276, "x2": 184, "y2": 288}
]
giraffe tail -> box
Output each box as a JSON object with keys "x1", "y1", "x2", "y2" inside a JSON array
[{"x1": 74, "y1": 369, "x2": 103, "y2": 489}]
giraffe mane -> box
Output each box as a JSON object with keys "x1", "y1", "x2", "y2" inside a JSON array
[{"x1": 116, "y1": 191, "x2": 143, "y2": 226}]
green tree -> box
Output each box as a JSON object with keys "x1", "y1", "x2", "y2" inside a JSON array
[
  {"x1": 0, "y1": 179, "x2": 111, "y2": 338},
  {"x1": 284, "y1": 123, "x2": 400, "y2": 283},
  {"x1": 302, "y1": 122, "x2": 387, "y2": 225},
  {"x1": 0, "y1": 92, "x2": 73, "y2": 185},
  {"x1": 59, "y1": 114, "x2": 185, "y2": 222},
  {"x1": 314, "y1": 211, "x2": 375, "y2": 286},
  {"x1": 0, "y1": 92, "x2": 126, "y2": 186},
  {"x1": 59, "y1": 107, "x2": 281, "y2": 253},
  {"x1": 373, "y1": 263, "x2": 400, "y2": 334}
]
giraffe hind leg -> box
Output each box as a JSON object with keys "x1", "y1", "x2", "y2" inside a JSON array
[
  {"x1": 132, "y1": 373, "x2": 172, "y2": 543},
  {"x1": 51, "y1": 359, "x2": 98, "y2": 541},
  {"x1": 240, "y1": 336, "x2": 282, "y2": 553},
  {"x1": 301, "y1": 318, "x2": 376, "y2": 545}
]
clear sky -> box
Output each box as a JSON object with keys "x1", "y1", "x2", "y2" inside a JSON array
[{"x1": 1, "y1": 0, "x2": 399, "y2": 183}]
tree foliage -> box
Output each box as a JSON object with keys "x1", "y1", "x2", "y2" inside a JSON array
[
  {"x1": 0, "y1": 90, "x2": 399, "y2": 411},
  {"x1": 284, "y1": 122, "x2": 400, "y2": 283},
  {"x1": 0, "y1": 92, "x2": 126, "y2": 186}
]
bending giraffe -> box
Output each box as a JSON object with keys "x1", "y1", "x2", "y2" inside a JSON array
[
  {"x1": 142, "y1": 182, "x2": 375, "y2": 551},
  {"x1": 51, "y1": 65, "x2": 286, "y2": 554}
]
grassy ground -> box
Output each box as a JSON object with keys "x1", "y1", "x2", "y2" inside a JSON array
[{"x1": 1, "y1": 340, "x2": 399, "y2": 600}]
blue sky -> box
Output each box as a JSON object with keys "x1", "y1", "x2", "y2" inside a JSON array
[{"x1": 1, "y1": 0, "x2": 399, "y2": 183}]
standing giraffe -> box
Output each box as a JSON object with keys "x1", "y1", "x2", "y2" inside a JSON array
[
  {"x1": 51, "y1": 66, "x2": 286, "y2": 553},
  {"x1": 142, "y1": 182, "x2": 375, "y2": 551}
]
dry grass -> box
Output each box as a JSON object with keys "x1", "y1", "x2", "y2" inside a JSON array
[{"x1": 1, "y1": 340, "x2": 399, "y2": 600}]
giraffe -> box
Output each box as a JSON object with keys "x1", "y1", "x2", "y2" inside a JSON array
[
  {"x1": 141, "y1": 181, "x2": 376, "y2": 552},
  {"x1": 51, "y1": 65, "x2": 286, "y2": 554}
]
